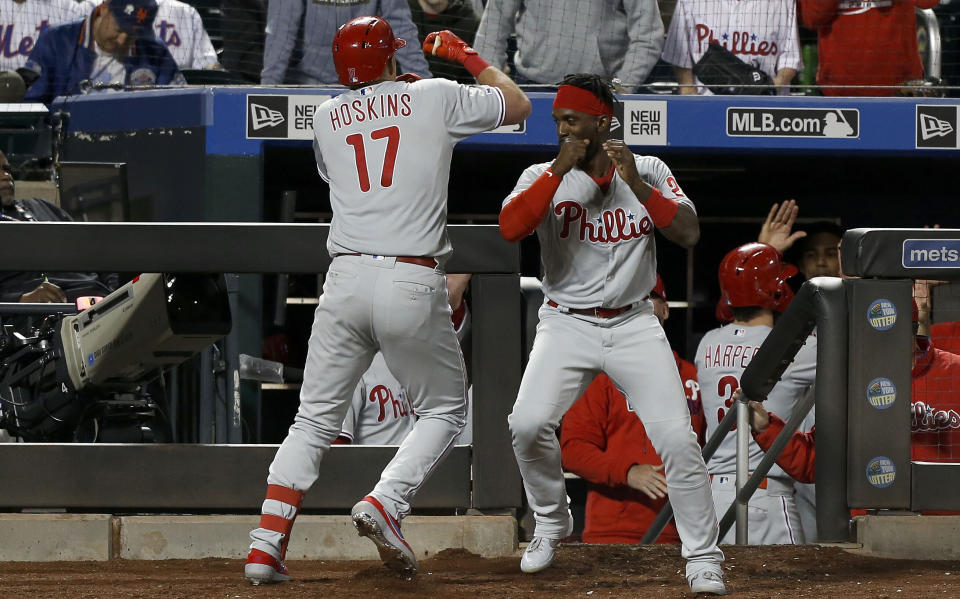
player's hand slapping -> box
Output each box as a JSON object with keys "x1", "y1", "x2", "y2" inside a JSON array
[
  {"x1": 626, "y1": 463, "x2": 667, "y2": 500},
  {"x1": 551, "y1": 137, "x2": 589, "y2": 177},
  {"x1": 758, "y1": 200, "x2": 806, "y2": 254}
]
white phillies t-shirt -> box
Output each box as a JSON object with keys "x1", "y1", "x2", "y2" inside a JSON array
[
  {"x1": 662, "y1": 0, "x2": 801, "y2": 95},
  {"x1": 696, "y1": 323, "x2": 817, "y2": 477},
  {"x1": 503, "y1": 155, "x2": 693, "y2": 309},
  {"x1": 314, "y1": 78, "x2": 505, "y2": 259}
]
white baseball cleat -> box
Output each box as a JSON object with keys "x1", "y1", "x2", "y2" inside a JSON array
[
  {"x1": 351, "y1": 495, "x2": 418, "y2": 576},
  {"x1": 244, "y1": 548, "x2": 291, "y2": 585},
  {"x1": 519, "y1": 536, "x2": 562, "y2": 573},
  {"x1": 687, "y1": 569, "x2": 728, "y2": 595}
]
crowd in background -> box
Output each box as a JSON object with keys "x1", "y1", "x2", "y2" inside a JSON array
[{"x1": 0, "y1": 0, "x2": 958, "y2": 102}]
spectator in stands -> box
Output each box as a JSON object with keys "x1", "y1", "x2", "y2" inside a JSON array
[
  {"x1": 0, "y1": 150, "x2": 116, "y2": 303},
  {"x1": 561, "y1": 274, "x2": 704, "y2": 544},
  {"x1": 23, "y1": 0, "x2": 183, "y2": 104},
  {"x1": 407, "y1": 0, "x2": 480, "y2": 83},
  {"x1": 798, "y1": 0, "x2": 940, "y2": 97},
  {"x1": 220, "y1": 0, "x2": 265, "y2": 83},
  {"x1": 473, "y1": 0, "x2": 664, "y2": 91},
  {"x1": 154, "y1": 0, "x2": 220, "y2": 70},
  {"x1": 260, "y1": 0, "x2": 430, "y2": 85},
  {"x1": 662, "y1": 0, "x2": 801, "y2": 95},
  {"x1": 0, "y1": 0, "x2": 88, "y2": 73}
]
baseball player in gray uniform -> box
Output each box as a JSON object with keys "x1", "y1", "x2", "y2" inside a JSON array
[
  {"x1": 337, "y1": 281, "x2": 471, "y2": 445},
  {"x1": 696, "y1": 242, "x2": 816, "y2": 544},
  {"x1": 244, "y1": 17, "x2": 530, "y2": 584},
  {"x1": 499, "y1": 74, "x2": 725, "y2": 595}
]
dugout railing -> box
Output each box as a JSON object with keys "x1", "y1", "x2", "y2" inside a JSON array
[
  {"x1": 645, "y1": 228, "x2": 960, "y2": 544},
  {"x1": 0, "y1": 222, "x2": 523, "y2": 513}
]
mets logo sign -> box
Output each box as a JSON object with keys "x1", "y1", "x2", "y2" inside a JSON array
[
  {"x1": 866, "y1": 377, "x2": 896, "y2": 409},
  {"x1": 867, "y1": 299, "x2": 897, "y2": 331},
  {"x1": 866, "y1": 457, "x2": 896, "y2": 489}
]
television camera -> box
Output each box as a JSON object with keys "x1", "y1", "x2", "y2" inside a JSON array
[{"x1": 0, "y1": 273, "x2": 231, "y2": 442}]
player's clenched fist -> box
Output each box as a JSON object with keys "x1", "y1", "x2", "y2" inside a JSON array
[
  {"x1": 423, "y1": 30, "x2": 477, "y2": 64},
  {"x1": 551, "y1": 137, "x2": 589, "y2": 177},
  {"x1": 602, "y1": 139, "x2": 642, "y2": 186}
]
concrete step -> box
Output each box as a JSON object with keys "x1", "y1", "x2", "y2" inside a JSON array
[
  {"x1": 0, "y1": 514, "x2": 517, "y2": 562},
  {"x1": 855, "y1": 515, "x2": 960, "y2": 560}
]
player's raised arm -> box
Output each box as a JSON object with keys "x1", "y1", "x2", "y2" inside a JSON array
[
  {"x1": 603, "y1": 139, "x2": 700, "y2": 248},
  {"x1": 423, "y1": 30, "x2": 531, "y2": 125}
]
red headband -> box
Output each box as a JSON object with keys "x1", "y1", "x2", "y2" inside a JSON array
[{"x1": 553, "y1": 85, "x2": 613, "y2": 117}]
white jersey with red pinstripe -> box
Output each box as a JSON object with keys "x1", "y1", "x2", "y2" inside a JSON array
[{"x1": 662, "y1": 0, "x2": 801, "y2": 95}]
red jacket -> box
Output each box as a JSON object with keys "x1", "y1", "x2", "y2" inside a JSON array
[
  {"x1": 560, "y1": 352, "x2": 704, "y2": 544},
  {"x1": 754, "y1": 339, "x2": 960, "y2": 482},
  {"x1": 911, "y1": 341, "x2": 960, "y2": 462},
  {"x1": 931, "y1": 321, "x2": 960, "y2": 356},
  {"x1": 798, "y1": 0, "x2": 939, "y2": 96}
]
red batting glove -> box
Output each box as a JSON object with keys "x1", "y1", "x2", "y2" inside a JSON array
[
  {"x1": 395, "y1": 73, "x2": 422, "y2": 83},
  {"x1": 422, "y1": 30, "x2": 490, "y2": 78}
]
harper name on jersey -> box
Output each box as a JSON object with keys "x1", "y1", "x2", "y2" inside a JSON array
[{"x1": 700, "y1": 338, "x2": 762, "y2": 369}]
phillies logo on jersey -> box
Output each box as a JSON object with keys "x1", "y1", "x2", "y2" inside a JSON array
[
  {"x1": 0, "y1": 21, "x2": 51, "y2": 59},
  {"x1": 555, "y1": 201, "x2": 653, "y2": 244},
  {"x1": 912, "y1": 401, "x2": 960, "y2": 432},
  {"x1": 369, "y1": 385, "x2": 411, "y2": 422},
  {"x1": 695, "y1": 25, "x2": 778, "y2": 57}
]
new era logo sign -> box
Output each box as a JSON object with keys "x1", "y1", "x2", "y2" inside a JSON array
[
  {"x1": 250, "y1": 104, "x2": 285, "y2": 130},
  {"x1": 919, "y1": 113, "x2": 953, "y2": 140},
  {"x1": 246, "y1": 95, "x2": 288, "y2": 138},
  {"x1": 916, "y1": 105, "x2": 959, "y2": 149}
]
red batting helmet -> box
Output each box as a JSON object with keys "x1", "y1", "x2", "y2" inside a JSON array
[
  {"x1": 718, "y1": 242, "x2": 798, "y2": 313},
  {"x1": 332, "y1": 16, "x2": 406, "y2": 86}
]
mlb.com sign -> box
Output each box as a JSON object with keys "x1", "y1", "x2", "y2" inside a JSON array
[{"x1": 246, "y1": 94, "x2": 332, "y2": 139}]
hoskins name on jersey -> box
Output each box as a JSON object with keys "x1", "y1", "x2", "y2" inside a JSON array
[
  {"x1": 701, "y1": 343, "x2": 761, "y2": 369},
  {"x1": 329, "y1": 93, "x2": 412, "y2": 132},
  {"x1": 556, "y1": 201, "x2": 654, "y2": 243}
]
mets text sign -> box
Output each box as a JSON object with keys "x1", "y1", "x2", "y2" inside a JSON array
[
  {"x1": 726, "y1": 107, "x2": 859, "y2": 138},
  {"x1": 902, "y1": 239, "x2": 960, "y2": 268}
]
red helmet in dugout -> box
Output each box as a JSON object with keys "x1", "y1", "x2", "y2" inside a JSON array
[
  {"x1": 719, "y1": 242, "x2": 798, "y2": 313},
  {"x1": 332, "y1": 16, "x2": 406, "y2": 86}
]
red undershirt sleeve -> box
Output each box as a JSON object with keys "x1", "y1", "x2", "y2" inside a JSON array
[{"x1": 498, "y1": 169, "x2": 562, "y2": 242}]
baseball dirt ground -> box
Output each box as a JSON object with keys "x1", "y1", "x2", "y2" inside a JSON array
[{"x1": 4, "y1": 544, "x2": 958, "y2": 598}]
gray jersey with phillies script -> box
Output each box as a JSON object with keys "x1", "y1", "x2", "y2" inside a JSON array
[
  {"x1": 695, "y1": 323, "x2": 817, "y2": 478},
  {"x1": 340, "y1": 353, "x2": 416, "y2": 445},
  {"x1": 501, "y1": 155, "x2": 694, "y2": 308},
  {"x1": 314, "y1": 78, "x2": 505, "y2": 259}
]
